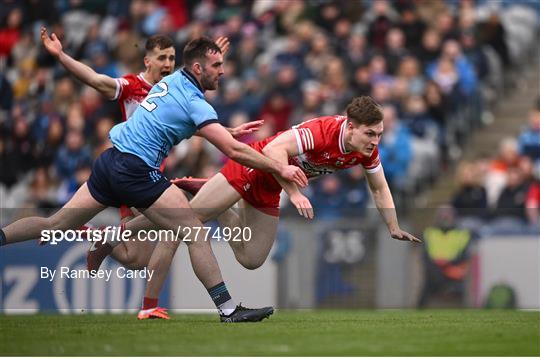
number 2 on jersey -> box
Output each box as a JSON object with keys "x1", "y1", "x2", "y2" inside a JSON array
[{"x1": 141, "y1": 82, "x2": 169, "y2": 112}]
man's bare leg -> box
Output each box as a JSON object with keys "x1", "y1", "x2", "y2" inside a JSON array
[
  {"x1": 190, "y1": 173, "x2": 279, "y2": 270},
  {"x1": 2, "y1": 183, "x2": 105, "y2": 244},
  {"x1": 138, "y1": 184, "x2": 277, "y2": 321},
  {"x1": 140, "y1": 184, "x2": 224, "y2": 298}
]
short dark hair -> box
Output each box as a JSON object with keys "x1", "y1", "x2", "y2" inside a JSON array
[
  {"x1": 346, "y1": 96, "x2": 383, "y2": 126},
  {"x1": 183, "y1": 37, "x2": 222, "y2": 66},
  {"x1": 145, "y1": 35, "x2": 174, "y2": 53}
]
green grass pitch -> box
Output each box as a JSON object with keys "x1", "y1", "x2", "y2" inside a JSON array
[{"x1": 1, "y1": 310, "x2": 538, "y2": 356}]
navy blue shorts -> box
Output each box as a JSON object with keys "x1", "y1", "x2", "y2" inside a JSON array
[{"x1": 87, "y1": 147, "x2": 171, "y2": 209}]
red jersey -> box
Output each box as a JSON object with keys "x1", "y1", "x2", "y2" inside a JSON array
[
  {"x1": 112, "y1": 73, "x2": 153, "y2": 121},
  {"x1": 220, "y1": 116, "x2": 382, "y2": 215},
  {"x1": 255, "y1": 115, "x2": 381, "y2": 178}
]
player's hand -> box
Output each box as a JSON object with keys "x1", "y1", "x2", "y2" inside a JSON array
[
  {"x1": 215, "y1": 36, "x2": 230, "y2": 56},
  {"x1": 279, "y1": 165, "x2": 308, "y2": 188},
  {"x1": 289, "y1": 192, "x2": 314, "y2": 219},
  {"x1": 40, "y1": 27, "x2": 63, "y2": 58},
  {"x1": 229, "y1": 120, "x2": 263, "y2": 138},
  {"x1": 390, "y1": 228, "x2": 422, "y2": 243}
]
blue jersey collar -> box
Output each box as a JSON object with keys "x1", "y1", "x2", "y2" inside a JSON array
[{"x1": 181, "y1": 68, "x2": 204, "y2": 93}]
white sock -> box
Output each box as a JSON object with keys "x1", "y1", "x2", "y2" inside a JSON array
[{"x1": 218, "y1": 299, "x2": 237, "y2": 316}]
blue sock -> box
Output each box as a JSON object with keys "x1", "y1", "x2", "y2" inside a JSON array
[
  {"x1": 208, "y1": 282, "x2": 236, "y2": 315},
  {"x1": 0, "y1": 229, "x2": 6, "y2": 246}
]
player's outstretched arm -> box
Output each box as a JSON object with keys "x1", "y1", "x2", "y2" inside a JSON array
[
  {"x1": 366, "y1": 168, "x2": 422, "y2": 243},
  {"x1": 199, "y1": 123, "x2": 308, "y2": 188},
  {"x1": 262, "y1": 130, "x2": 314, "y2": 219},
  {"x1": 40, "y1": 27, "x2": 117, "y2": 99}
]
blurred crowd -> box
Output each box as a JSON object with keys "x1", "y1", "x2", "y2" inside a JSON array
[
  {"x1": 450, "y1": 100, "x2": 540, "y2": 230},
  {"x1": 0, "y1": 0, "x2": 538, "y2": 220}
]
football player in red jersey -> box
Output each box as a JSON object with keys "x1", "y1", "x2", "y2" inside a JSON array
[{"x1": 89, "y1": 96, "x2": 420, "y2": 276}]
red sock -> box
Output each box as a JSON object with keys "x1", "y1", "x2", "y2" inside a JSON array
[
  {"x1": 119, "y1": 205, "x2": 134, "y2": 220},
  {"x1": 142, "y1": 297, "x2": 158, "y2": 310}
]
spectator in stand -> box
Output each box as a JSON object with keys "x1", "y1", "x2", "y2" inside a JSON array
[
  {"x1": 398, "y1": 5, "x2": 426, "y2": 51},
  {"x1": 338, "y1": 166, "x2": 369, "y2": 215},
  {"x1": 305, "y1": 31, "x2": 334, "y2": 79},
  {"x1": 402, "y1": 95, "x2": 439, "y2": 141},
  {"x1": 395, "y1": 56, "x2": 425, "y2": 96},
  {"x1": 230, "y1": 32, "x2": 262, "y2": 76},
  {"x1": 309, "y1": 175, "x2": 346, "y2": 220},
  {"x1": 433, "y1": 11, "x2": 460, "y2": 42},
  {"x1": 54, "y1": 130, "x2": 91, "y2": 181},
  {"x1": 0, "y1": 6, "x2": 23, "y2": 61},
  {"x1": 378, "y1": 104, "x2": 412, "y2": 191},
  {"x1": 350, "y1": 65, "x2": 372, "y2": 97},
  {"x1": 460, "y1": 31, "x2": 489, "y2": 82},
  {"x1": 291, "y1": 80, "x2": 323, "y2": 125},
  {"x1": 518, "y1": 103, "x2": 540, "y2": 163},
  {"x1": 34, "y1": 118, "x2": 64, "y2": 168},
  {"x1": 344, "y1": 33, "x2": 371, "y2": 72},
  {"x1": 478, "y1": 12, "x2": 511, "y2": 69},
  {"x1": 415, "y1": 28, "x2": 441, "y2": 68},
  {"x1": 427, "y1": 39, "x2": 478, "y2": 101},
  {"x1": 10, "y1": 105, "x2": 35, "y2": 177},
  {"x1": 321, "y1": 57, "x2": 353, "y2": 115},
  {"x1": 365, "y1": 0, "x2": 398, "y2": 51},
  {"x1": 423, "y1": 82, "x2": 446, "y2": 123},
  {"x1": 0, "y1": 71, "x2": 13, "y2": 117},
  {"x1": 493, "y1": 167, "x2": 528, "y2": 222},
  {"x1": 273, "y1": 64, "x2": 302, "y2": 102},
  {"x1": 213, "y1": 79, "x2": 246, "y2": 127},
  {"x1": 485, "y1": 137, "x2": 525, "y2": 207},
  {"x1": 428, "y1": 57, "x2": 461, "y2": 113},
  {"x1": 369, "y1": 54, "x2": 392, "y2": 85},
  {"x1": 525, "y1": 162, "x2": 540, "y2": 225},
  {"x1": 0, "y1": 136, "x2": 18, "y2": 187},
  {"x1": 92, "y1": 115, "x2": 115, "y2": 157},
  {"x1": 257, "y1": 90, "x2": 294, "y2": 133},
  {"x1": 384, "y1": 27, "x2": 410, "y2": 75},
  {"x1": 451, "y1": 160, "x2": 488, "y2": 219},
  {"x1": 25, "y1": 167, "x2": 57, "y2": 209}
]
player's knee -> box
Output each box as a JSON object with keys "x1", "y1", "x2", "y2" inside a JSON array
[
  {"x1": 123, "y1": 253, "x2": 148, "y2": 270},
  {"x1": 239, "y1": 256, "x2": 266, "y2": 270}
]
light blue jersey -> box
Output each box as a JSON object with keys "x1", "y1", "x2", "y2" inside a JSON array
[{"x1": 109, "y1": 69, "x2": 218, "y2": 168}]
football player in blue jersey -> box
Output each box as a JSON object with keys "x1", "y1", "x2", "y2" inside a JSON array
[{"x1": 0, "y1": 37, "x2": 308, "y2": 322}]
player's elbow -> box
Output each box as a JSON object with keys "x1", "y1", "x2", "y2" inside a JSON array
[
  {"x1": 261, "y1": 145, "x2": 282, "y2": 160},
  {"x1": 261, "y1": 146, "x2": 273, "y2": 157}
]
